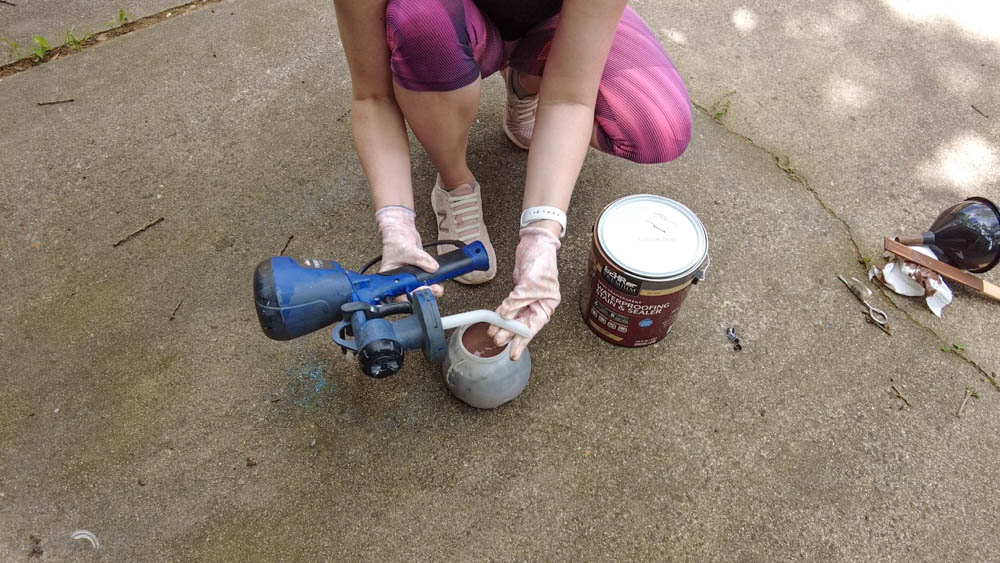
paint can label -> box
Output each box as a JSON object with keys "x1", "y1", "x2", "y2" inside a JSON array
[{"x1": 580, "y1": 248, "x2": 694, "y2": 347}]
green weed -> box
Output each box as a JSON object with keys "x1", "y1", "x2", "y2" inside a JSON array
[
  {"x1": 108, "y1": 8, "x2": 132, "y2": 27},
  {"x1": 710, "y1": 90, "x2": 736, "y2": 121},
  {"x1": 31, "y1": 35, "x2": 51, "y2": 61},
  {"x1": 1, "y1": 36, "x2": 23, "y2": 61},
  {"x1": 65, "y1": 28, "x2": 93, "y2": 51}
]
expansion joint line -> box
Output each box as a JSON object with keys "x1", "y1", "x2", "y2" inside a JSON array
[
  {"x1": 0, "y1": 0, "x2": 225, "y2": 80},
  {"x1": 693, "y1": 101, "x2": 998, "y2": 392}
]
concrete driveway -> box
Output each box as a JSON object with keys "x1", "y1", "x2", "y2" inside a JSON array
[{"x1": 2, "y1": 0, "x2": 998, "y2": 559}]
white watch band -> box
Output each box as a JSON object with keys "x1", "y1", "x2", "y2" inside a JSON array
[{"x1": 520, "y1": 206, "x2": 567, "y2": 238}]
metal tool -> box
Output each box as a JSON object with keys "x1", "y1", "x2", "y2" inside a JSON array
[
  {"x1": 726, "y1": 327, "x2": 743, "y2": 351},
  {"x1": 838, "y1": 275, "x2": 890, "y2": 331}
]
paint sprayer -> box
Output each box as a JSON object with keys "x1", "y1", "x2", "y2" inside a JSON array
[{"x1": 252, "y1": 241, "x2": 531, "y2": 379}]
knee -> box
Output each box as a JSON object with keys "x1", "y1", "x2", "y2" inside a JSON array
[
  {"x1": 596, "y1": 67, "x2": 693, "y2": 164},
  {"x1": 638, "y1": 106, "x2": 693, "y2": 164},
  {"x1": 600, "y1": 105, "x2": 692, "y2": 165},
  {"x1": 385, "y1": 0, "x2": 451, "y2": 59},
  {"x1": 385, "y1": 0, "x2": 477, "y2": 91}
]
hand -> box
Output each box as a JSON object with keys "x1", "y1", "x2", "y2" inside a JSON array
[
  {"x1": 375, "y1": 206, "x2": 443, "y2": 298},
  {"x1": 488, "y1": 227, "x2": 561, "y2": 360}
]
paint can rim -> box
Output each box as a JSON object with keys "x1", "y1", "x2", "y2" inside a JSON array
[{"x1": 595, "y1": 194, "x2": 709, "y2": 282}]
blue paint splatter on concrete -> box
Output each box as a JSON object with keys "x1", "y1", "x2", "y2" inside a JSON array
[
  {"x1": 304, "y1": 366, "x2": 328, "y2": 393},
  {"x1": 288, "y1": 364, "x2": 332, "y2": 407}
]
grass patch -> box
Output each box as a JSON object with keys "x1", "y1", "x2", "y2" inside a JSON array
[
  {"x1": 709, "y1": 90, "x2": 736, "y2": 121},
  {"x1": 0, "y1": 1, "x2": 224, "y2": 80},
  {"x1": 1, "y1": 37, "x2": 23, "y2": 61},
  {"x1": 65, "y1": 28, "x2": 94, "y2": 51},
  {"x1": 31, "y1": 35, "x2": 51, "y2": 61}
]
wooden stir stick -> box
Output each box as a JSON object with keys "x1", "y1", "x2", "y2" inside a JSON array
[{"x1": 884, "y1": 238, "x2": 1000, "y2": 302}]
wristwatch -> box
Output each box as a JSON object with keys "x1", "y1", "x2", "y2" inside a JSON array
[{"x1": 520, "y1": 206, "x2": 567, "y2": 238}]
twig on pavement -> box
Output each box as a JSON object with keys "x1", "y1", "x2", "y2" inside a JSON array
[
  {"x1": 957, "y1": 389, "x2": 971, "y2": 418},
  {"x1": 891, "y1": 385, "x2": 911, "y2": 408},
  {"x1": 37, "y1": 98, "x2": 75, "y2": 106},
  {"x1": 279, "y1": 235, "x2": 294, "y2": 256},
  {"x1": 169, "y1": 299, "x2": 183, "y2": 321},
  {"x1": 112, "y1": 217, "x2": 164, "y2": 247}
]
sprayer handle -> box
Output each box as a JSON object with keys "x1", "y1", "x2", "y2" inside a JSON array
[{"x1": 378, "y1": 242, "x2": 490, "y2": 287}]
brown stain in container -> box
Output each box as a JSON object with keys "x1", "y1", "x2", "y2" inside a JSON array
[{"x1": 461, "y1": 323, "x2": 505, "y2": 358}]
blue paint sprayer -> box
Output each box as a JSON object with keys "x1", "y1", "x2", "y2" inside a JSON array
[{"x1": 253, "y1": 241, "x2": 532, "y2": 387}]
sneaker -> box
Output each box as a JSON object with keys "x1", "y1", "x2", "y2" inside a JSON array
[
  {"x1": 430, "y1": 175, "x2": 497, "y2": 284},
  {"x1": 502, "y1": 67, "x2": 538, "y2": 150}
]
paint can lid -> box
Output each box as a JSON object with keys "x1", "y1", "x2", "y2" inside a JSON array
[{"x1": 597, "y1": 195, "x2": 709, "y2": 280}]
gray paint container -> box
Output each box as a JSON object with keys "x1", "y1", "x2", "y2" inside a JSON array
[{"x1": 442, "y1": 323, "x2": 531, "y2": 409}]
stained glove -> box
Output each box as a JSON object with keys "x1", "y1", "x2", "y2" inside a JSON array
[
  {"x1": 375, "y1": 206, "x2": 443, "y2": 298},
  {"x1": 488, "y1": 227, "x2": 561, "y2": 360}
]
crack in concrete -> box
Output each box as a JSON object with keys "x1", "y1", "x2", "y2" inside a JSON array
[
  {"x1": 897, "y1": 305, "x2": 1000, "y2": 393},
  {"x1": 692, "y1": 101, "x2": 867, "y2": 259},
  {"x1": 0, "y1": 0, "x2": 223, "y2": 80},
  {"x1": 693, "y1": 101, "x2": 999, "y2": 392}
]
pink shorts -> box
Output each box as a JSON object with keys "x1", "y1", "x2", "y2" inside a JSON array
[{"x1": 385, "y1": 0, "x2": 692, "y2": 164}]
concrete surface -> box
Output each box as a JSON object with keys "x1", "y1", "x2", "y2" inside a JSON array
[
  {"x1": 640, "y1": 0, "x2": 1000, "y2": 372},
  {"x1": 1, "y1": 0, "x2": 998, "y2": 560},
  {"x1": 0, "y1": 0, "x2": 183, "y2": 63}
]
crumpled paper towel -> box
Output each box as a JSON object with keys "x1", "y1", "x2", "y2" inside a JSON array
[{"x1": 869, "y1": 245, "x2": 953, "y2": 317}]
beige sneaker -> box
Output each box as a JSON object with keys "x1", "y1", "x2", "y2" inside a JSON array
[
  {"x1": 430, "y1": 175, "x2": 497, "y2": 284},
  {"x1": 502, "y1": 67, "x2": 538, "y2": 150}
]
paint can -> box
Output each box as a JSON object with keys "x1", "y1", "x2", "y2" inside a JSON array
[{"x1": 580, "y1": 195, "x2": 710, "y2": 347}]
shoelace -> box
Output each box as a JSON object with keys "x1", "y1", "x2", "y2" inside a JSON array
[
  {"x1": 448, "y1": 191, "x2": 482, "y2": 242},
  {"x1": 509, "y1": 92, "x2": 538, "y2": 125},
  {"x1": 507, "y1": 71, "x2": 538, "y2": 126}
]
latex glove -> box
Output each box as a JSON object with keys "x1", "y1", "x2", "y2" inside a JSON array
[
  {"x1": 488, "y1": 227, "x2": 561, "y2": 360},
  {"x1": 375, "y1": 206, "x2": 443, "y2": 299}
]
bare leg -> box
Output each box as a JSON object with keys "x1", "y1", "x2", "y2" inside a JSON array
[
  {"x1": 517, "y1": 72, "x2": 542, "y2": 94},
  {"x1": 393, "y1": 79, "x2": 481, "y2": 189}
]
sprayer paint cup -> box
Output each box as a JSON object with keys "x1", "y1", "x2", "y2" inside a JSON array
[{"x1": 442, "y1": 323, "x2": 531, "y2": 409}]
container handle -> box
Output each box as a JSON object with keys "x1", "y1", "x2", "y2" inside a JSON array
[
  {"x1": 441, "y1": 310, "x2": 532, "y2": 338},
  {"x1": 693, "y1": 254, "x2": 711, "y2": 284}
]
